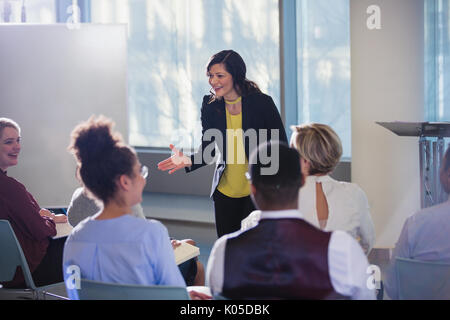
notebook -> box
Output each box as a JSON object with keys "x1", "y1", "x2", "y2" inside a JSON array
[
  {"x1": 53, "y1": 222, "x2": 73, "y2": 239},
  {"x1": 174, "y1": 242, "x2": 200, "y2": 265}
]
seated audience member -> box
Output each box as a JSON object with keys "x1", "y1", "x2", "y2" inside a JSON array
[
  {"x1": 0, "y1": 118, "x2": 67, "y2": 288},
  {"x1": 67, "y1": 187, "x2": 145, "y2": 227},
  {"x1": 63, "y1": 116, "x2": 209, "y2": 300},
  {"x1": 242, "y1": 123, "x2": 375, "y2": 254},
  {"x1": 384, "y1": 146, "x2": 450, "y2": 299},
  {"x1": 206, "y1": 142, "x2": 375, "y2": 299},
  {"x1": 67, "y1": 186, "x2": 205, "y2": 286}
]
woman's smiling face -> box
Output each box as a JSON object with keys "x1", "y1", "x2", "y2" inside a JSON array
[
  {"x1": 0, "y1": 127, "x2": 21, "y2": 171},
  {"x1": 208, "y1": 63, "x2": 239, "y2": 100}
]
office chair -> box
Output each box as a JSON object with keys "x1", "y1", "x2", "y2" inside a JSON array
[
  {"x1": 0, "y1": 220, "x2": 68, "y2": 300},
  {"x1": 395, "y1": 257, "x2": 450, "y2": 300},
  {"x1": 76, "y1": 279, "x2": 190, "y2": 300}
]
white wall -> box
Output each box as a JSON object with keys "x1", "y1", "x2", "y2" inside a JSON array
[
  {"x1": 350, "y1": 0, "x2": 424, "y2": 247},
  {"x1": 0, "y1": 24, "x2": 128, "y2": 207}
]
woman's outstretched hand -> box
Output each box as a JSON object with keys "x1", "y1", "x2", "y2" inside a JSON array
[{"x1": 157, "y1": 144, "x2": 192, "y2": 174}]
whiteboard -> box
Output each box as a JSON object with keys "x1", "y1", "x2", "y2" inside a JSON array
[{"x1": 0, "y1": 24, "x2": 128, "y2": 207}]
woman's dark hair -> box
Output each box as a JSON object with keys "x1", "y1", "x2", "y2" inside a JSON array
[
  {"x1": 207, "y1": 50, "x2": 261, "y2": 103},
  {"x1": 68, "y1": 115, "x2": 137, "y2": 205}
]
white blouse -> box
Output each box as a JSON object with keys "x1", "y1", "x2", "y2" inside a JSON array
[
  {"x1": 241, "y1": 175, "x2": 376, "y2": 254},
  {"x1": 299, "y1": 175, "x2": 375, "y2": 254}
]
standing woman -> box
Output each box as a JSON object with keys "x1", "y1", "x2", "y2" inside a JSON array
[{"x1": 158, "y1": 50, "x2": 288, "y2": 237}]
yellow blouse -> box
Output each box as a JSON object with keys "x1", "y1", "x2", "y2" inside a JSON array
[{"x1": 217, "y1": 108, "x2": 251, "y2": 198}]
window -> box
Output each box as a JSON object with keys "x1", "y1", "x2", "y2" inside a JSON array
[
  {"x1": 3, "y1": 0, "x2": 351, "y2": 156},
  {"x1": 295, "y1": 0, "x2": 351, "y2": 158},
  {"x1": 0, "y1": 0, "x2": 55, "y2": 23},
  {"x1": 425, "y1": 0, "x2": 450, "y2": 122},
  {"x1": 90, "y1": 0, "x2": 280, "y2": 150}
]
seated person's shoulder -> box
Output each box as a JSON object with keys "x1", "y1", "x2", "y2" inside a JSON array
[
  {"x1": 108, "y1": 215, "x2": 167, "y2": 233},
  {"x1": 336, "y1": 181, "x2": 368, "y2": 201},
  {"x1": 67, "y1": 187, "x2": 102, "y2": 227},
  {"x1": 408, "y1": 201, "x2": 450, "y2": 226},
  {"x1": 71, "y1": 186, "x2": 84, "y2": 198},
  {"x1": 139, "y1": 218, "x2": 170, "y2": 236},
  {"x1": 142, "y1": 217, "x2": 165, "y2": 228},
  {"x1": 68, "y1": 215, "x2": 169, "y2": 243},
  {"x1": 336, "y1": 180, "x2": 362, "y2": 192},
  {"x1": 331, "y1": 229, "x2": 356, "y2": 241},
  {"x1": 0, "y1": 176, "x2": 38, "y2": 209},
  {"x1": 70, "y1": 187, "x2": 96, "y2": 206},
  {"x1": 240, "y1": 210, "x2": 262, "y2": 231},
  {"x1": 0, "y1": 174, "x2": 26, "y2": 196},
  {"x1": 69, "y1": 187, "x2": 85, "y2": 204},
  {"x1": 330, "y1": 230, "x2": 367, "y2": 257}
]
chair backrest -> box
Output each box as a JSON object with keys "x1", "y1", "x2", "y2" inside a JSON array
[
  {"x1": 395, "y1": 257, "x2": 450, "y2": 300},
  {"x1": 77, "y1": 279, "x2": 190, "y2": 300},
  {"x1": 0, "y1": 220, "x2": 36, "y2": 289}
]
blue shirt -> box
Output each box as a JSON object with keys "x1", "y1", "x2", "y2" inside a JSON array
[
  {"x1": 63, "y1": 214, "x2": 185, "y2": 299},
  {"x1": 385, "y1": 199, "x2": 450, "y2": 299}
]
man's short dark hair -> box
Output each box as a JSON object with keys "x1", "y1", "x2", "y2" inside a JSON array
[{"x1": 248, "y1": 141, "x2": 304, "y2": 209}]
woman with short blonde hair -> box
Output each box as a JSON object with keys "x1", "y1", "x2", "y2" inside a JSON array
[
  {"x1": 290, "y1": 123, "x2": 375, "y2": 254},
  {"x1": 290, "y1": 123, "x2": 342, "y2": 176}
]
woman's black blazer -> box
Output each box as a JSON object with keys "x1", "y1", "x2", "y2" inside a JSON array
[{"x1": 186, "y1": 91, "x2": 288, "y2": 197}]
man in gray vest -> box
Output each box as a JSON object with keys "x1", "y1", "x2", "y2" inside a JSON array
[{"x1": 206, "y1": 142, "x2": 375, "y2": 299}]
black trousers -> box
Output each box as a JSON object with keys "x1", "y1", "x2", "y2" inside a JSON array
[
  {"x1": 32, "y1": 236, "x2": 67, "y2": 287},
  {"x1": 4, "y1": 236, "x2": 67, "y2": 289},
  {"x1": 213, "y1": 190, "x2": 256, "y2": 238},
  {"x1": 178, "y1": 258, "x2": 198, "y2": 286}
]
